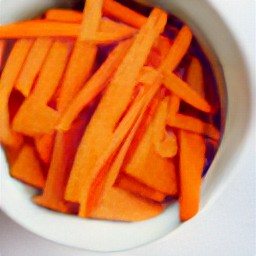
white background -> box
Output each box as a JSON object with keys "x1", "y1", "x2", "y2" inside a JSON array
[{"x1": 0, "y1": 0, "x2": 255, "y2": 255}]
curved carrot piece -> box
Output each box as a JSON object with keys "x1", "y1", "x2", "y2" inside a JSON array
[
  {"x1": 15, "y1": 38, "x2": 53, "y2": 97},
  {"x1": 178, "y1": 130, "x2": 206, "y2": 221},
  {"x1": 0, "y1": 39, "x2": 33, "y2": 147},
  {"x1": 58, "y1": 39, "x2": 132, "y2": 131}
]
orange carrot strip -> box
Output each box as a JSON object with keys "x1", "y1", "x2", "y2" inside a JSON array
[
  {"x1": 65, "y1": 8, "x2": 167, "y2": 203},
  {"x1": 2, "y1": 145, "x2": 21, "y2": 168},
  {"x1": 116, "y1": 174, "x2": 166, "y2": 202},
  {"x1": 15, "y1": 38, "x2": 53, "y2": 97},
  {"x1": 57, "y1": 0, "x2": 102, "y2": 111},
  {"x1": 89, "y1": 187, "x2": 164, "y2": 221},
  {"x1": 0, "y1": 40, "x2": 6, "y2": 67},
  {"x1": 45, "y1": 9, "x2": 83, "y2": 23},
  {"x1": 0, "y1": 39, "x2": 33, "y2": 146},
  {"x1": 99, "y1": 18, "x2": 136, "y2": 34},
  {"x1": 186, "y1": 56, "x2": 205, "y2": 97},
  {"x1": 10, "y1": 143, "x2": 45, "y2": 189},
  {"x1": 163, "y1": 72, "x2": 212, "y2": 113},
  {"x1": 153, "y1": 97, "x2": 178, "y2": 158},
  {"x1": 58, "y1": 39, "x2": 132, "y2": 131},
  {"x1": 167, "y1": 113, "x2": 220, "y2": 140},
  {"x1": 0, "y1": 21, "x2": 81, "y2": 38},
  {"x1": 168, "y1": 93, "x2": 180, "y2": 116},
  {"x1": 161, "y1": 25, "x2": 192, "y2": 72},
  {"x1": 103, "y1": 0, "x2": 147, "y2": 28},
  {"x1": 34, "y1": 132, "x2": 55, "y2": 164},
  {"x1": 178, "y1": 130, "x2": 206, "y2": 221}
]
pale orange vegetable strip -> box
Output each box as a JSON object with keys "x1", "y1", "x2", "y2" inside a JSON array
[
  {"x1": 178, "y1": 130, "x2": 206, "y2": 221},
  {"x1": 99, "y1": 18, "x2": 136, "y2": 34},
  {"x1": 45, "y1": 9, "x2": 83, "y2": 23},
  {"x1": 167, "y1": 113, "x2": 220, "y2": 140},
  {"x1": 163, "y1": 72, "x2": 212, "y2": 113},
  {"x1": 161, "y1": 25, "x2": 192, "y2": 72},
  {"x1": 103, "y1": 0, "x2": 147, "y2": 28},
  {"x1": 10, "y1": 144, "x2": 45, "y2": 189},
  {"x1": 65, "y1": 8, "x2": 167, "y2": 203},
  {"x1": 0, "y1": 21, "x2": 81, "y2": 38},
  {"x1": 89, "y1": 187, "x2": 164, "y2": 221},
  {"x1": 34, "y1": 132, "x2": 55, "y2": 164},
  {"x1": 153, "y1": 96, "x2": 178, "y2": 158},
  {"x1": 15, "y1": 38, "x2": 53, "y2": 97},
  {"x1": 57, "y1": 0, "x2": 102, "y2": 111},
  {"x1": 0, "y1": 39, "x2": 33, "y2": 146},
  {"x1": 58, "y1": 39, "x2": 132, "y2": 131},
  {"x1": 116, "y1": 174, "x2": 166, "y2": 202}
]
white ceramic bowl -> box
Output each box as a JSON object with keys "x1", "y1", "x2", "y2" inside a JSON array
[{"x1": 0, "y1": 0, "x2": 254, "y2": 252}]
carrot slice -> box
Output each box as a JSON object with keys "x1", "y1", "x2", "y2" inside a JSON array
[
  {"x1": 15, "y1": 38, "x2": 53, "y2": 97},
  {"x1": 178, "y1": 130, "x2": 206, "y2": 221},
  {"x1": 103, "y1": 0, "x2": 147, "y2": 28},
  {"x1": 161, "y1": 25, "x2": 192, "y2": 72},
  {"x1": 116, "y1": 174, "x2": 166, "y2": 202},
  {"x1": 0, "y1": 39, "x2": 33, "y2": 147},
  {"x1": 45, "y1": 9, "x2": 83, "y2": 23},
  {"x1": 65, "y1": 8, "x2": 167, "y2": 203},
  {"x1": 10, "y1": 143, "x2": 45, "y2": 189},
  {"x1": 34, "y1": 132, "x2": 55, "y2": 164},
  {"x1": 163, "y1": 72, "x2": 212, "y2": 113},
  {"x1": 153, "y1": 97, "x2": 178, "y2": 158},
  {"x1": 89, "y1": 187, "x2": 164, "y2": 221},
  {"x1": 57, "y1": 39, "x2": 132, "y2": 131}
]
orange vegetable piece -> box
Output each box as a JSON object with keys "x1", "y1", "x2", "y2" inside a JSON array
[
  {"x1": 15, "y1": 38, "x2": 53, "y2": 97},
  {"x1": 116, "y1": 174, "x2": 166, "y2": 202},
  {"x1": 10, "y1": 144, "x2": 45, "y2": 189},
  {"x1": 0, "y1": 39, "x2": 33, "y2": 147},
  {"x1": 65, "y1": 8, "x2": 167, "y2": 203},
  {"x1": 57, "y1": 39, "x2": 132, "y2": 131},
  {"x1": 0, "y1": 40, "x2": 6, "y2": 67},
  {"x1": 178, "y1": 130, "x2": 206, "y2": 221},
  {"x1": 103, "y1": 0, "x2": 147, "y2": 28},
  {"x1": 45, "y1": 9, "x2": 83, "y2": 23}
]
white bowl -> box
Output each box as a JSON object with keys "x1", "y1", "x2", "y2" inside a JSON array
[{"x1": 0, "y1": 0, "x2": 254, "y2": 252}]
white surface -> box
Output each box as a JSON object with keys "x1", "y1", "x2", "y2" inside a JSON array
[{"x1": 0, "y1": 0, "x2": 255, "y2": 255}]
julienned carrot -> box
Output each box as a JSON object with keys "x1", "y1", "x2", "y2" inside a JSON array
[
  {"x1": 178, "y1": 130, "x2": 206, "y2": 221},
  {"x1": 116, "y1": 174, "x2": 166, "y2": 202},
  {"x1": 89, "y1": 187, "x2": 164, "y2": 221},
  {"x1": 167, "y1": 113, "x2": 220, "y2": 140},
  {"x1": 15, "y1": 38, "x2": 53, "y2": 97},
  {"x1": 65, "y1": 8, "x2": 167, "y2": 203},
  {"x1": 58, "y1": 39, "x2": 132, "y2": 131},
  {"x1": 10, "y1": 144, "x2": 45, "y2": 189},
  {"x1": 168, "y1": 93, "x2": 180, "y2": 117},
  {"x1": 45, "y1": 9, "x2": 83, "y2": 23},
  {"x1": 57, "y1": 0, "x2": 102, "y2": 111},
  {"x1": 163, "y1": 72, "x2": 212, "y2": 113},
  {"x1": 103, "y1": 0, "x2": 147, "y2": 28},
  {"x1": 161, "y1": 25, "x2": 192, "y2": 72},
  {"x1": 0, "y1": 40, "x2": 6, "y2": 67},
  {"x1": 0, "y1": 39, "x2": 33, "y2": 147},
  {"x1": 34, "y1": 132, "x2": 55, "y2": 164},
  {"x1": 99, "y1": 18, "x2": 136, "y2": 34},
  {"x1": 0, "y1": 21, "x2": 81, "y2": 38},
  {"x1": 153, "y1": 97, "x2": 177, "y2": 158}
]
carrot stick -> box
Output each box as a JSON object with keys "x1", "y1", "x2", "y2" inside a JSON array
[
  {"x1": 99, "y1": 18, "x2": 136, "y2": 34},
  {"x1": 161, "y1": 25, "x2": 192, "y2": 72},
  {"x1": 15, "y1": 38, "x2": 53, "y2": 97},
  {"x1": 89, "y1": 187, "x2": 164, "y2": 221},
  {"x1": 57, "y1": 0, "x2": 102, "y2": 111},
  {"x1": 103, "y1": 0, "x2": 147, "y2": 28},
  {"x1": 0, "y1": 21, "x2": 81, "y2": 38},
  {"x1": 0, "y1": 40, "x2": 6, "y2": 68},
  {"x1": 34, "y1": 131, "x2": 55, "y2": 164},
  {"x1": 178, "y1": 130, "x2": 206, "y2": 221},
  {"x1": 168, "y1": 93, "x2": 180, "y2": 116},
  {"x1": 57, "y1": 39, "x2": 132, "y2": 131},
  {"x1": 153, "y1": 97, "x2": 178, "y2": 158},
  {"x1": 45, "y1": 9, "x2": 83, "y2": 23},
  {"x1": 10, "y1": 143, "x2": 45, "y2": 189},
  {"x1": 116, "y1": 174, "x2": 166, "y2": 202},
  {"x1": 65, "y1": 8, "x2": 167, "y2": 203},
  {"x1": 167, "y1": 113, "x2": 220, "y2": 140},
  {"x1": 163, "y1": 72, "x2": 212, "y2": 113},
  {"x1": 0, "y1": 39, "x2": 33, "y2": 147}
]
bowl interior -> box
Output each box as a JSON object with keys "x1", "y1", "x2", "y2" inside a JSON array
[{"x1": 0, "y1": 0, "x2": 252, "y2": 252}]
